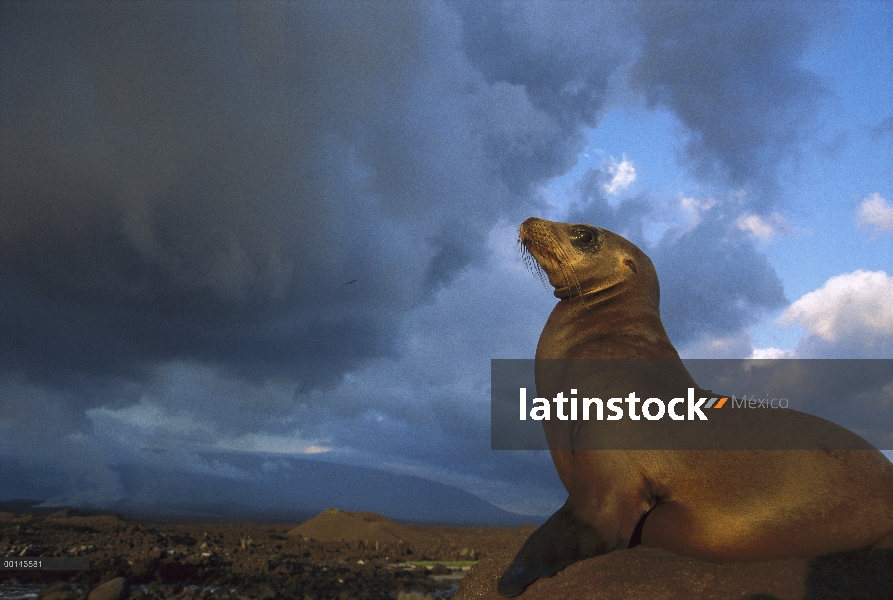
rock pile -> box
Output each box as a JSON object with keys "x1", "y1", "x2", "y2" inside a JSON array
[{"x1": 0, "y1": 507, "x2": 535, "y2": 600}]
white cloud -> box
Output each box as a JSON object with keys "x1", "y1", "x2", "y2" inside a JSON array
[
  {"x1": 678, "y1": 196, "x2": 716, "y2": 212},
  {"x1": 780, "y1": 270, "x2": 893, "y2": 347},
  {"x1": 88, "y1": 401, "x2": 216, "y2": 440},
  {"x1": 216, "y1": 433, "x2": 332, "y2": 455},
  {"x1": 88, "y1": 398, "x2": 333, "y2": 456},
  {"x1": 857, "y1": 193, "x2": 893, "y2": 235},
  {"x1": 735, "y1": 212, "x2": 789, "y2": 241},
  {"x1": 678, "y1": 332, "x2": 755, "y2": 359},
  {"x1": 750, "y1": 347, "x2": 794, "y2": 359},
  {"x1": 603, "y1": 155, "x2": 636, "y2": 194},
  {"x1": 676, "y1": 195, "x2": 717, "y2": 232}
]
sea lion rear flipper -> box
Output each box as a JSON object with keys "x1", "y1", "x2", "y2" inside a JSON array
[{"x1": 497, "y1": 501, "x2": 611, "y2": 597}]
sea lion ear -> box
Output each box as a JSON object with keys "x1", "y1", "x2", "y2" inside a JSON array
[{"x1": 624, "y1": 258, "x2": 637, "y2": 273}]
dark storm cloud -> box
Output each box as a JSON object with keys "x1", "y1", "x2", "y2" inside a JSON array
[
  {"x1": 652, "y1": 213, "x2": 788, "y2": 348},
  {"x1": 0, "y1": 0, "x2": 843, "y2": 515},
  {"x1": 453, "y1": 1, "x2": 638, "y2": 192},
  {"x1": 1, "y1": 2, "x2": 407, "y2": 388},
  {"x1": 0, "y1": 2, "x2": 507, "y2": 390},
  {"x1": 455, "y1": 2, "x2": 636, "y2": 123},
  {"x1": 630, "y1": 1, "x2": 835, "y2": 202},
  {"x1": 0, "y1": 1, "x2": 830, "y2": 394}
]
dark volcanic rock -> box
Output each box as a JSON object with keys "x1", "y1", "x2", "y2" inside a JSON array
[
  {"x1": 88, "y1": 577, "x2": 129, "y2": 600},
  {"x1": 1, "y1": 507, "x2": 535, "y2": 599},
  {"x1": 37, "y1": 580, "x2": 79, "y2": 600},
  {"x1": 454, "y1": 543, "x2": 893, "y2": 600}
]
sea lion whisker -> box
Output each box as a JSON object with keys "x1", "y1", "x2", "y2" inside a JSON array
[
  {"x1": 520, "y1": 229, "x2": 591, "y2": 306},
  {"x1": 519, "y1": 235, "x2": 554, "y2": 291}
]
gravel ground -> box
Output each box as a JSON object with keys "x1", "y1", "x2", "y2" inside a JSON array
[{"x1": 0, "y1": 508, "x2": 536, "y2": 600}]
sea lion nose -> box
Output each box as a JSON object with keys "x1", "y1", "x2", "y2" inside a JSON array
[{"x1": 519, "y1": 217, "x2": 548, "y2": 237}]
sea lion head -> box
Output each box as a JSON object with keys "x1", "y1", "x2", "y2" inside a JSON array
[{"x1": 519, "y1": 217, "x2": 659, "y2": 307}]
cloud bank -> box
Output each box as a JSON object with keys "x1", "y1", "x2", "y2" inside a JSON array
[
  {"x1": 781, "y1": 270, "x2": 893, "y2": 358},
  {"x1": 0, "y1": 0, "x2": 845, "y2": 514}
]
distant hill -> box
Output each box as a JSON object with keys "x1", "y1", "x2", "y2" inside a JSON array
[
  {"x1": 288, "y1": 508, "x2": 539, "y2": 560},
  {"x1": 290, "y1": 508, "x2": 412, "y2": 542}
]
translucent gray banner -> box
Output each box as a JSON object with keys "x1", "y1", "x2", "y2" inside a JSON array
[{"x1": 491, "y1": 359, "x2": 893, "y2": 450}]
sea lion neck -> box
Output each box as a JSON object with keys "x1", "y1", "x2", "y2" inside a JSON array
[{"x1": 537, "y1": 295, "x2": 680, "y2": 360}]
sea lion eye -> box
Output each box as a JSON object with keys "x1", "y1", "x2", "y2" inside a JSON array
[{"x1": 569, "y1": 227, "x2": 597, "y2": 249}]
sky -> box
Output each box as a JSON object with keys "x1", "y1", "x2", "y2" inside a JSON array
[{"x1": 0, "y1": 0, "x2": 891, "y2": 523}]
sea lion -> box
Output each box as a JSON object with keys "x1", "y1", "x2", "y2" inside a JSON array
[{"x1": 497, "y1": 217, "x2": 893, "y2": 597}]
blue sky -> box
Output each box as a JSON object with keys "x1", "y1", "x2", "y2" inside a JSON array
[
  {"x1": 0, "y1": 1, "x2": 891, "y2": 523},
  {"x1": 548, "y1": 0, "x2": 893, "y2": 358}
]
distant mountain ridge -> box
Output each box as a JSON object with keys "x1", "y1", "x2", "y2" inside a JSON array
[{"x1": 0, "y1": 452, "x2": 537, "y2": 527}]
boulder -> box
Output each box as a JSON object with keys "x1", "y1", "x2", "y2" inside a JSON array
[
  {"x1": 454, "y1": 545, "x2": 893, "y2": 600},
  {"x1": 87, "y1": 577, "x2": 129, "y2": 600}
]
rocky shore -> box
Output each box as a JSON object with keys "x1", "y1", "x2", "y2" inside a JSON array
[
  {"x1": 6, "y1": 506, "x2": 891, "y2": 600},
  {"x1": 0, "y1": 507, "x2": 535, "y2": 600}
]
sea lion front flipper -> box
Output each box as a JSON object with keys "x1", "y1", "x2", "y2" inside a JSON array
[{"x1": 497, "y1": 500, "x2": 611, "y2": 597}]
